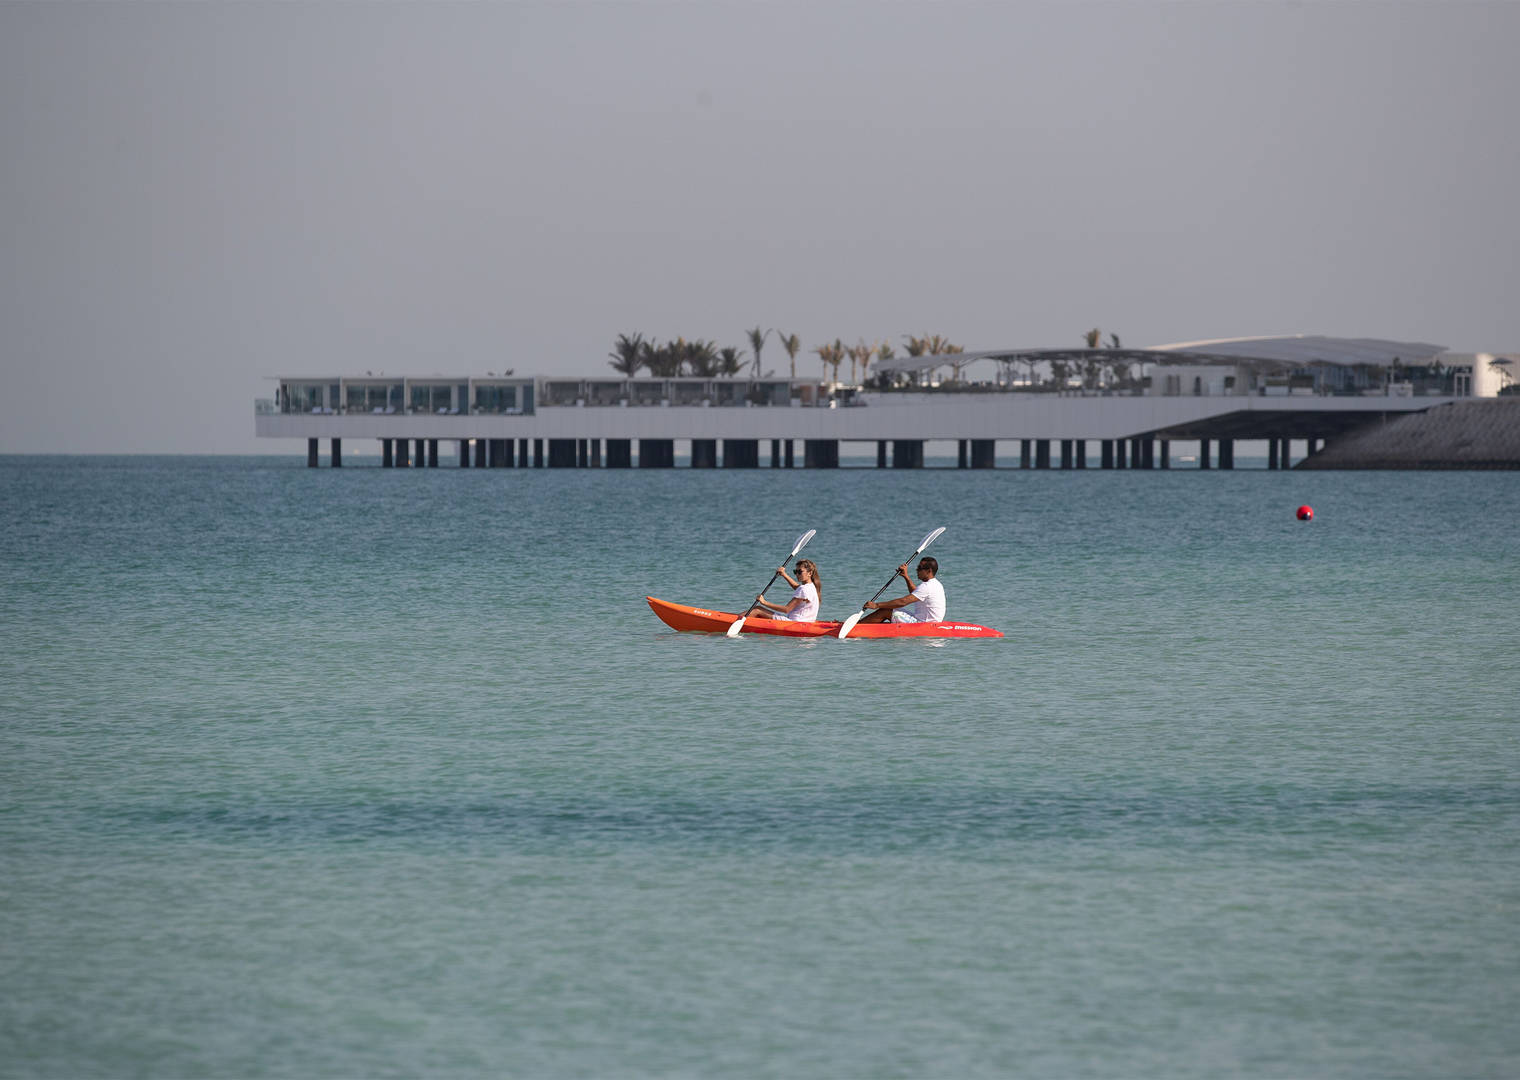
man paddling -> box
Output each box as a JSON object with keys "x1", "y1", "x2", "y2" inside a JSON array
[{"x1": 855, "y1": 556, "x2": 944, "y2": 624}]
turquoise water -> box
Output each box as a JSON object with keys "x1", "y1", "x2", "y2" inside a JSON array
[{"x1": 2, "y1": 456, "x2": 1517, "y2": 1077}]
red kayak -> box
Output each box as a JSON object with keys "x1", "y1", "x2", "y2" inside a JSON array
[{"x1": 646, "y1": 597, "x2": 1003, "y2": 639}]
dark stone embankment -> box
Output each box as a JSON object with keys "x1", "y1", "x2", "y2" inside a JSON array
[{"x1": 1298, "y1": 398, "x2": 1520, "y2": 469}]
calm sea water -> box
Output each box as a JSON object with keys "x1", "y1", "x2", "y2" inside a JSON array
[{"x1": 2, "y1": 455, "x2": 1517, "y2": 1078}]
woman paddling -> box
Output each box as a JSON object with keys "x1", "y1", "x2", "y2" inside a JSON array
[{"x1": 743, "y1": 559, "x2": 821, "y2": 622}]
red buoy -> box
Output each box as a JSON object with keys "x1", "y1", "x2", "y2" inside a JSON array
[{"x1": 1297, "y1": 505, "x2": 1313, "y2": 521}]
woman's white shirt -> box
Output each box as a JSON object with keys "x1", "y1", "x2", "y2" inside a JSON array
[{"x1": 777, "y1": 581, "x2": 819, "y2": 621}]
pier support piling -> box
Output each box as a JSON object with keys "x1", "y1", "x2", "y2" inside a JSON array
[
  {"x1": 1115, "y1": 440, "x2": 1127, "y2": 469},
  {"x1": 804, "y1": 440, "x2": 839, "y2": 468},
  {"x1": 331, "y1": 438, "x2": 341, "y2": 468},
  {"x1": 771, "y1": 440, "x2": 781, "y2": 469},
  {"x1": 1076, "y1": 440, "x2": 1087, "y2": 469},
  {"x1": 382, "y1": 439, "x2": 393, "y2": 468},
  {"x1": 690, "y1": 439, "x2": 718, "y2": 468},
  {"x1": 1160, "y1": 440, "x2": 1170, "y2": 469},
  {"x1": 1200, "y1": 439, "x2": 1211, "y2": 469},
  {"x1": 428, "y1": 439, "x2": 438, "y2": 468},
  {"x1": 1021, "y1": 440, "x2": 1032, "y2": 469},
  {"x1": 396, "y1": 439, "x2": 410, "y2": 468},
  {"x1": 723, "y1": 439, "x2": 759, "y2": 468},
  {"x1": 1035, "y1": 440, "x2": 1051, "y2": 469},
  {"x1": 958, "y1": 440, "x2": 968, "y2": 469},
  {"x1": 892, "y1": 440, "x2": 924, "y2": 469},
  {"x1": 1141, "y1": 438, "x2": 1154, "y2": 469},
  {"x1": 607, "y1": 439, "x2": 632, "y2": 468},
  {"x1": 971, "y1": 439, "x2": 996, "y2": 469},
  {"x1": 639, "y1": 439, "x2": 675, "y2": 468},
  {"x1": 1101, "y1": 440, "x2": 1113, "y2": 469},
  {"x1": 414, "y1": 439, "x2": 425, "y2": 468},
  {"x1": 1060, "y1": 439, "x2": 1072, "y2": 469},
  {"x1": 877, "y1": 440, "x2": 888, "y2": 468},
  {"x1": 785, "y1": 440, "x2": 795, "y2": 469},
  {"x1": 548, "y1": 439, "x2": 577, "y2": 468},
  {"x1": 1219, "y1": 439, "x2": 1234, "y2": 469},
  {"x1": 307, "y1": 438, "x2": 318, "y2": 468}
]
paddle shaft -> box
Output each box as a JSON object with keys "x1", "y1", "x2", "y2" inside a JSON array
[
  {"x1": 753, "y1": 567, "x2": 789, "y2": 608},
  {"x1": 857, "y1": 555, "x2": 921, "y2": 611}
]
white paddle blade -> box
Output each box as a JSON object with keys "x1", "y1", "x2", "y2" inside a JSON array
[
  {"x1": 725, "y1": 616, "x2": 746, "y2": 638},
  {"x1": 791, "y1": 528, "x2": 817, "y2": 557},
  {"x1": 916, "y1": 526, "x2": 946, "y2": 554},
  {"x1": 837, "y1": 611, "x2": 865, "y2": 640}
]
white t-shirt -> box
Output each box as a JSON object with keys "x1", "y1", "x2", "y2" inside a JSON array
[
  {"x1": 900, "y1": 577, "x2": 945, "y2": 622},
  {"x1": 775, "y1": 581, "x2": 819, "y2": 621}
]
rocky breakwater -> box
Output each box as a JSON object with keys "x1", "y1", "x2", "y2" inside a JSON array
[{"x1": 1299, "y1": 398, "x2": 1520, "y2": 469}]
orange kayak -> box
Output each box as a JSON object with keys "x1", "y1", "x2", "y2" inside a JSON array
[{"x1": 646, "y1": 597, "x2": 1003, "y2": 639}]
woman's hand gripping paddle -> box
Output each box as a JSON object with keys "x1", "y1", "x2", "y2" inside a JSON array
[
  {"x1": 726, "y1": 529, "x2": 817, "y2": 637},
  {"x1": 837, "y1": 526, "x2": 945, "y2": 639}
]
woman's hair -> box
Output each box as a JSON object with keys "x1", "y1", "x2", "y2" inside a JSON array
[{"x1": 795, "y1": 558, "x2": 820, "y2": 597}]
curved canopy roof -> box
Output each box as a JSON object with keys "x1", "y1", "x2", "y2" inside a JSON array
[
  {"x1": 871, "y1": 335, "x2": 1448, "y2": 376},
  {"x1": 1149, "y1": 335, "x2": 1447, "y2": 367}
]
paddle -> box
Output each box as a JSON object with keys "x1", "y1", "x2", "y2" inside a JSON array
[
  {"x1": 837, "y1": 526, "x2": 946, "y2": 639},
  {"x1": 726, "y1": 529, "x2": 817, "y2": 637}
]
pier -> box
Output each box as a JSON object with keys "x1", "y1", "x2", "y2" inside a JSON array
[
  {"x1": 258, "y1": 337, "x2": 1512, "y2": 469},
  {"x1": 260, "y1": 378, "x2": 1455, "y2": 470}
]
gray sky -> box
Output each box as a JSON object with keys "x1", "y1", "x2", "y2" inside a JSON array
[{"x1": 2, "y1": 0, "x2": 1516, "y2": 453}]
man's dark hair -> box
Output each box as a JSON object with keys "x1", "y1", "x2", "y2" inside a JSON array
[{"x1": 918, "y1": 556, "x2": 938, "y2": 575}]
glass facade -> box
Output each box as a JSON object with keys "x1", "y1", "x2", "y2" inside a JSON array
[
  {"x1": 346, "y1": 384, "x2": 402, "y2": 413},
  {"x1": 629, "y1": 381, "x2": 666, "y2": 406},
  {"x1": 279, "y1": 377, "x2": 791, "y2": 416},
  {"x1": 475, "y1": 385, "x2": 519, "y2": 413},
  {"x1": 541, "y1": 381, "x2": 582, "y2": 406},
  {"x1": 410, "y1": 384, "x2": 457, "y2": 414}
]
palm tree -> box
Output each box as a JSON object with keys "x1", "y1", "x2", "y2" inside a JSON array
[
  {"x1": 718, "y1": 346, "x2": 745, "y2": 377},
  {"x1": 912, "y1": 334, "x2": 959, "y2": 383},
  {"x1": 684, "y1": 339, "x2": 721, "y2": 378},
  {"x1": 848, "y1": 339, "x2": 874, "y2": 386},
  {"x1": 746, "y1": 327, "x2": 771, "y2": 377},
  {"x1": 777, "y1": 333, "x2": 801, "y2": 381},
  {"x1": 644, "y1": 339, "x2": 681, "y2": 378},
  {"x1": 1084, "y1": 328, "x2": 1102, "y2": 349},
  {"x1": 814, "y1": 340, "x2": 845, "y2": 386},
  {"x1": 609, "y1": 332, "x2": 646, "y2": 376},
  {"x1": 1108, "y1": 332, "x2": 1121, "y2": 349}
]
